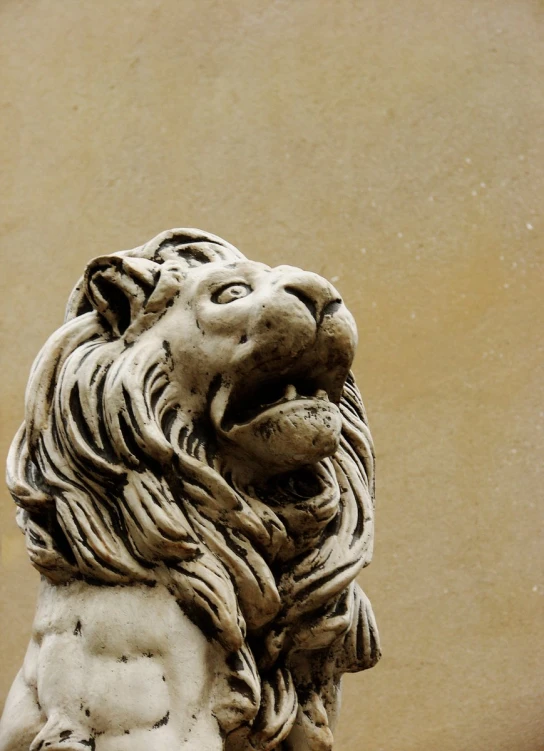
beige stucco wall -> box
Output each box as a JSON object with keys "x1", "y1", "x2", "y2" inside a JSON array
[{"x1": 1, "y1": 1, "x2": 542, "y2": 749}]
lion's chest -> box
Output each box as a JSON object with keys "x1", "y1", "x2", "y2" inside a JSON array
[{"x1": 27, "y1": 579, "x2": 223, "y2": 746}]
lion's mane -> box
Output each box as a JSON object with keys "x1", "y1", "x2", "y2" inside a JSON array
[{"x1": 7, "y1": 229, "x2": 380, "y2": 750}]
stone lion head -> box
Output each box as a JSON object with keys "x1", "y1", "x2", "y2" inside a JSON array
[{"x1": 8, "y1": 229, "x2": 380, "y2": 750}]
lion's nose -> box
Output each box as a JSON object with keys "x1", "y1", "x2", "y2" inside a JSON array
[{"x1": 279, "y1": 270, "x2": 343, "y2": 325}]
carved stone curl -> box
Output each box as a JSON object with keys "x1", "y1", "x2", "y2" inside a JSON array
[{"x1": 0, "y1": 229, "x2": 380, "y2": 751}]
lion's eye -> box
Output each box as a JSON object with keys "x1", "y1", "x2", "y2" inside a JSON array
[{"x1": 212, "y1": 284, "x2": 252, "y2": 304}]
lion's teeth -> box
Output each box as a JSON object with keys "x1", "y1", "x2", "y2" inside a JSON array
[
  {"x1": 315, "y1": 389, "x2": 328, "y2": 400},
  {"x1": 285, "y1": 384, "x2": 297, "y2": 401}
]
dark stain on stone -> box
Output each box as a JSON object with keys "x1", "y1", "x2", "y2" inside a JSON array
[{"x1": 152, "y1": 711, "x2": 170, "y2": 729}]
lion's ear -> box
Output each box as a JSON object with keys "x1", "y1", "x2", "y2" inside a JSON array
[{"x1": 85, "y1": 255, "x2": 159, "y2": 336}]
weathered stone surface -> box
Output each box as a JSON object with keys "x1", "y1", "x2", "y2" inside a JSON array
[{"x1": 0, "y1": 229, "x2": 379, "y2": 751}]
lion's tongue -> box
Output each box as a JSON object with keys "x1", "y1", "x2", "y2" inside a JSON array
[
  {"x1": 259, "y1": 382, "x2": 309, "y2": 410},
  {"x1": 226, "y1": 382, "x2": 297, "y2": 429},
  {"x1": 221, "y1": 379, "x2": 330, "y2": 431},
  {"x1": 252, "y1": 381, "x2": 293, "y2": 411},
  {"x1": 247, "y1": 382, "x2": 331, "y2": 417}
]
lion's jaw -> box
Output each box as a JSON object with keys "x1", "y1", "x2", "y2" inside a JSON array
[
  {"x1": 156, "y1": 259, "x2": 358, "y2": 477},
  {"x1": 209, "y1": 363, "x2": 346, "y2": 478}
]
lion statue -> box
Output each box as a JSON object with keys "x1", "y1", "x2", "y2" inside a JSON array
[{"x1": 0, "y1": 229, "x2": 380, "y2": 751}]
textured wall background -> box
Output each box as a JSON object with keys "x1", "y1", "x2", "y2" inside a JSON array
[{"x1": 1, "y1": 1, "x2": 543, "y2": 749}]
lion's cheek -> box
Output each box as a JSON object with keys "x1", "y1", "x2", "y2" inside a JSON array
[{"x1": 223, "y1": 402, "x2": 342, "y2": 473}]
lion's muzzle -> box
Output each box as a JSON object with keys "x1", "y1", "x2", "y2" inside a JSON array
[{"x1": 208, "y1": 265, "x2": 357, "y2": 476}]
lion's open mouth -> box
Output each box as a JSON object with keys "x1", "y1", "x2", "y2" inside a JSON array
[{"x1": 222, "y1": 377, "x2": 331, "y2": 431}]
